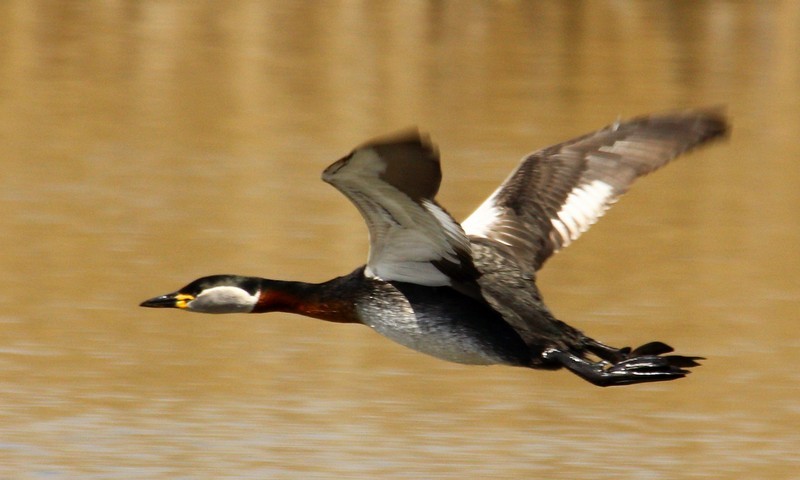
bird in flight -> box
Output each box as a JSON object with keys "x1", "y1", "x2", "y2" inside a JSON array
[{"x1": 141, "y1": 109, "x2": 728, "y2": 387}]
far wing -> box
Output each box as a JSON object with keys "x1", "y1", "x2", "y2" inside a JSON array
[
  {"x1": 322, "y1": 130, "x2": 479, "y2": 287},
  {"x1": 461, "y1": 109, "x2": 729, "y2": 272}
]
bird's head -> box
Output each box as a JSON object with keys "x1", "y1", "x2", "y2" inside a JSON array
[{"x1": 140, "y1": 275, "x2": 262, "y2": 313}]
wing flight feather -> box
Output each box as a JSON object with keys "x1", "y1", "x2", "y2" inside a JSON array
[
  {"x1": 323, "y1": 131, "x2": 480, "y2": 287},
  {"x1": 461, "y1": 109, "x2": 729, "y2": 272}
]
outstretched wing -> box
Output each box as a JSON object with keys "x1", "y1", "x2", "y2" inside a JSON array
[
  {"x1": 322, "y1": 130, "x2": 480, "y2": 287},
  {"x1": 461, "y1": 109, "x2": 729, "y2": 272}
]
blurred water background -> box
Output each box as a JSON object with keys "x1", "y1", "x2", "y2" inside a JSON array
[{"x1": 0, "y1": 1, "x2": 798, "y2": 478}]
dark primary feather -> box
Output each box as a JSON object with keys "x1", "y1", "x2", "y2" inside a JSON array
[
  {"x1": 462, "y1": 109, "x2": 729, "y2": 273},
  {"x1": 366, "y1": 130, "x2": 442, "y2": 201}
]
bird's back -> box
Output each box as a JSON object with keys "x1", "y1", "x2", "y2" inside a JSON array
[{"x1": 470, "y1": 237, "x2": 586, "y2": 361}]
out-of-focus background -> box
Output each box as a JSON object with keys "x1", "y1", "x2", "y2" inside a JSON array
[{"x1": 1, "y1": 1, "x2": 798, "y2": 478}]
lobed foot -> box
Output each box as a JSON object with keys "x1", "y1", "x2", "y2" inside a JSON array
[{"x1": 542, "y1": 346, "x2": 703, "y2": 387}]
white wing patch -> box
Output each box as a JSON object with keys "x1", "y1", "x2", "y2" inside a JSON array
[
  {"x1": 461, "y1": 190, "x2": 502, "y2": 240},
  {"x1": 549, "y1": 179, "x2": 614, "y2": 248},
  {"x1": 463, "y1": 178, "x2": 615, "y2": 252}
]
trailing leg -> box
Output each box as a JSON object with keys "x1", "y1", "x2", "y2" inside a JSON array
[{"x1": 541, "y1": 345, "x2": 702, "y2": 387}]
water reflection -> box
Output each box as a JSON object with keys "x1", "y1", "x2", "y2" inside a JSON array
[{"x1": 0, "y1": 1, "x2": 798, "y2": 478}]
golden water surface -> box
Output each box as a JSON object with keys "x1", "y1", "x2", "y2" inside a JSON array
[{"x1": 1, "y1": 1, "x2": 798, "y2": 478}]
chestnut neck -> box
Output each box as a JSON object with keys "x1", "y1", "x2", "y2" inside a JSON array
[{"x1": 252, "y1": 277, "x2": 360, "y2": 323}]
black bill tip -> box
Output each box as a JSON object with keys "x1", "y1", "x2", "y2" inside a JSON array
[{"x1": 140, "y1": 293, "x2": 180, "y2": 308}]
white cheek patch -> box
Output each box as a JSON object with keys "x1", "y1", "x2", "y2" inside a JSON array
[{"x1": 187, "y1": 286, "x2": 258, "y2": 314}]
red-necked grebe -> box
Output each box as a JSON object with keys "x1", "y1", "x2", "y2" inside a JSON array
[{"x1": 141, "y1": 109, "x2": 728, "y2": 387}]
